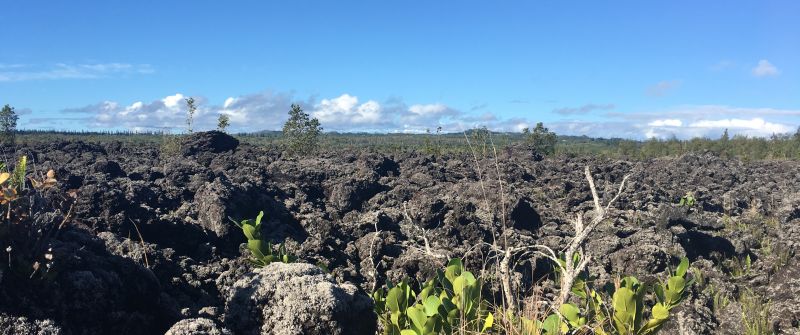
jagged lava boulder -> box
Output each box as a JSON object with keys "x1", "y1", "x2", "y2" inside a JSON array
[
  {"x1": 224, "y1": 262, "x2": 375, "y2": 335},
  {"x1": 181, "y1": 131, "x2": 239, "y2": 157},
  {"x1": 165, "y1": 318, "x2": 231, "y2": 335}
]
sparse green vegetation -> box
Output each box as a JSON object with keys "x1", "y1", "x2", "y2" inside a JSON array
[
  {"x1": 678, "y1": 192, "x2": 696, "y2": 208},
  {"x1": 185, "y1": 97, "x2": 197, "y2": 134},
  {"x1": 707, "y1": 283, "x2": 731, "y2": 314},
  {"x1": 233, "y1": 211, "x2": 296, "y2": 267},
  {"x1": 523, "y1": 122, "x2": 557, "y2": 156},
  {"x1": 372, "y1": 258, "x2": 493, "y2": 335},
  {"x1": 723, "y1": 254, "x2": 752, "y2": 278},
  {"x1": 282, "y1": 104, "x2": 322, "y2": 156},
  {"x1": 0, "y1": 155, "x2": 64, "y2": 280},
  {"x1": 0, "y1": 104, "x2": 19, "y2": 146},
  {"x1": 6, "y1": 127, "x2": 800, "y2": 161},
  {"x1": 740, "y1": 289, "x2": 773, "y2": 335},
  {"x1": 217, "y1": 114, "x2": 231, "y2": 133},
  {"x1": 159, "y1": 131, "x2": 182, "y2": 157}
]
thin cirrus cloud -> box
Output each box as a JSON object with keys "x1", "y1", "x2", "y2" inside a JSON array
[
  {"x1": 552, "y1": 103, "x2": 615, "y2": 115},
  {"x1": 751, "y1": 59, "x2": 779, "y2": 77},
  {"x1": 0, "y1": 63, "x2": 154, "y2": 82},
  {"x1": 646, "y1": 80, "x2": 681, "y2": 97}
]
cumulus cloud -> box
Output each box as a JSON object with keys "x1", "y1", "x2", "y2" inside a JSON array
[
  {"x1": 0, "y1": 63, "x2": 154, "y2": 82},
  {"x1": 548, "y1": 121, "x2": 646, "y2": 139},
  {"x1": 68, "y1": 91, "x2": 298, "y2": 132},
  {"x1": 552, "y1": 103, "x2": 615, "y2": 115},
  {"x1": 646, "y1": 80, "x2": 681, "y2": 97},
  {"x1": 617, "y1": 106, "x2": 797, "y2": 139},
  {"x1": 62, "y1": 93, "x2": 210, "y2": 131},
  {"x1": 689, "y1": 118, "x2": 791, "y2": 134},
  {"x1": 752, "y1": 60, "x2": 779, "y2": 77},
  {"x1": 647, "y1": 119, "x2": 682, "y2": 127},
  {"x1": 57, "y1": 92, "x2": 464, "y2": 133},
  {"x1": 218, "y1": 91, "x2": 295, "y2": 129},
  {"x1": 53, "y1": 91, "x2": 798, "y2": 140},
  {"x1": 311, "y1": 94, "x2": 386, "y2": 128}
]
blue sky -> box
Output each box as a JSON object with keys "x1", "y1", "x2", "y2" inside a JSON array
[{"x1": 1, "y1": 1, "x2": 798, "y2": 138}]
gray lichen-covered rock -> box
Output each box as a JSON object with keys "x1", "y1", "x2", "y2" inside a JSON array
[
  {"x1": 0, "y1": 314, "x2": 63, "y2": 335},
  {"x1": 165, "y1": 318, "x2": 231, "y2": 335},
  {"x1": 194, "y1": 178, "x2": 238, "y2": 239},
  {"x1": 224, "y1": 262, "x2": 375, "y2": 335}
]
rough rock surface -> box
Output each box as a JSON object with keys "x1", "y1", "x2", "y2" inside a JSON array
[
  {"x1": 181, "y1": 131, "x2": 239, "y2": 158},
  {"x1": 165, "y1": 318, "x2": 231, "y2": 335},
  {"x1": 0, "y1": 314, "x2": 63, "y2": 335},
  {"x1": 225, "y1": 262, "x2": 374, "y2": 335},
  {"x1": 0, "y1": 134, "x2": 798, "y2": 333}
]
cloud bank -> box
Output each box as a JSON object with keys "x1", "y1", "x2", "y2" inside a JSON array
[{"x1": 43, "y1": 90, "x2": 799, "y2": 140}]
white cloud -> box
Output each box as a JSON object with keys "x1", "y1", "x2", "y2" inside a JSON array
[
  {"x1": 312, "y1": 94, "x2": 385, "y2": 126},
  {"x1": 217, "y1": 91, "x2": 295, "y2": 129},
  {"x1": 54, "y1": 91, "x2": 799, "y2": 140},
  {"x1": 393, "y1": 104, "x2": 461, "y2": 133},
  {"x1": 688, "y1": 118, "x2": 791, "y2": 134},
  {"x1": 0, "y1": 63, "x2": 154, "y2": 82},
  {"x1": 162, "y1": 94, "x2": 185, "y2": 108},
  {"x1": 752, "y1": 59, "x2": 779, "y2": 77},
  {"x1": 647, "y1": 119, "x2": 682, "y2": 127},
  {"x1": 631, "y1": 106, "x2": 797, "y2": 139},
  {"x1": 61, "y1": 93, "x2": 215, "y2": 132}
]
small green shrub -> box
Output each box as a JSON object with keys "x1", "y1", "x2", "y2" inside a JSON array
[
  {"x1": 372, "y1": 258, "x2": 493, "y2": 335},
  {"x1": 217, "y1": 114, "x2": 231, "y2": 133},
  {"x1": 159, "y1": 131, "x2": 182, "y2": 158},
  {"x1": 522, "y1": 122, "x2": 557, "y2": 155},
  {"x1": 282, "y1": 104, "x2": 322, "y2": 156},
  {"x1": 233, "y1": 211, "x2": 296, "y2": 267},
  {"x1": 0, "y1": 104, "x2": 18, "y2": 146},
  {"x1": 185, "y1": 97, "x2": 197, "y2": 134},
  {"x1": 678, "y1": 192, "x2": 696, "y2": 208}
]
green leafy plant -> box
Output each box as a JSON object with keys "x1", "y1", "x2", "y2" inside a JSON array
[
  {"x1": 372, "y1": 258, "x2": 493, "y2": 335},
  {"x1": 678, "y1": 192, "x2": 696, "y2": 208},
  {"x1": 232, "y1": 211, "x2": 296, "y2": 267},
  {"x1": 517, "y1": 257, "x2": 694, "y2": 335}
]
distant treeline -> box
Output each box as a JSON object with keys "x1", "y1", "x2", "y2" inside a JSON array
[{"x1": 13, "y1": 128, "x2": 800, "y2": 160}]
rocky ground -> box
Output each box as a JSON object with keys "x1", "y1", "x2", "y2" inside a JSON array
[{"x1": 0, "y1": 131, "x2": 798, "y2": 334}]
